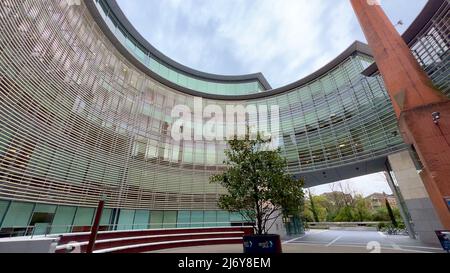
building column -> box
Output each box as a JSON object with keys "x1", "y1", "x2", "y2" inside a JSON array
[
  {"x1": 264, "y1": 211, "x2": 288, "y2": 239},
  {"x1": 350, "y1": 0, "x2": 450, "y2": 229},
  {"x1": 387, "y1": 150, "x2": 442, "y2": 245},
  {"x1": 384, "y1": 169, "x2": 415, "y2": 240}
]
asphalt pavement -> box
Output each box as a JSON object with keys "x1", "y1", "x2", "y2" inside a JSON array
[
  {"x1": 152, "y1": 229, "x2": 445, "y2": 253},
  {"x1": 282, "y1": 229, "x2": 444, "y2": 253}
]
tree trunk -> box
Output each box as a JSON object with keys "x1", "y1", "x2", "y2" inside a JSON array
[
  {"x1": 385, "y1": 198, "x2": 398, "y2": 227},
  {"x1": 256, "y1": 200, "x2": 263, "y2": 235}
]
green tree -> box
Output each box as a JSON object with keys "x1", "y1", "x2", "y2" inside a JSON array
[
  {"x1": 304, "y1": 194, "x2": 328, "y2": 222},
  {"x1": 353, "y1": 195, "x2": 372, "y2": 222},
  {"x1": 312, "y1": 195, "x2": 330, "y2": 222},
  {"x1": 210, "y1": 134, "x2": 305, "y2": 235},
  {"x1": 334, "y1": 206, "x2": 354, "y2": 222},
  {"x1": 308, "y1": 190, "x2": 320, "y2": 222},
  {"x1": 371, "y1": 207, "x2": 390, "y2": 221}
]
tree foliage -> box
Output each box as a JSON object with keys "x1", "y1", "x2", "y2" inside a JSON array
[
  {"x1": 304, "y1": 195, "x2": 328, "y2": 222},
  {"x1": 210, "y1": 134, "x2": 305, "y2": 235},
  {"x1": 304, "y1": 192, "x2": 404, "y2": 225},
  {"x1": 308, "y1": 190, "x2": 320, "y2": 222}
]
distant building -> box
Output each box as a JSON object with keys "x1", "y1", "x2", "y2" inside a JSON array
[{"x1": 366, "y1": 193, "x2": 397, "y2": 210}]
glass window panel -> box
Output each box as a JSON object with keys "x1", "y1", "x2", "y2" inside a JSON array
[
  {"x1": 1, "y1": 202, "x2": 34, "y2": 228},
  {"x1": 117, "y1": 209, "x2": 135, "y2": 230},
  {"x1": 190, "y1": 211, "x2": 204, "y2": 228},
  {"x1": 125, "y1": 37, "x2": 135, "y2": 53},
  {"x1": 34, "y1": 204, "x2": 56, "y2": 214},
  {"x1": 150, "y1": 211, "x2": 163, "y2": 229},
  {"x1": 115, "y1": 26, "x2": 127, "y2": 45},
  {"x1": 168, "y1": 69, "x2": 178, "y2": 83},
  {"x1": 72, "y1": 207, "x2": 95, "y2": 227},
  {"x1": 203, "y1": 211, "x2": 217, "y2": 227},
  {"x1": 0, "y1": 200, "x2": 9, "y2": 227},
  {"x1": 207, "y1": 81, "x2": 217, "y2": 94},
  {"x1": 177, "y1": 211, "x2": 191, "y2": 228},
  {"x1": 135, "y1": 46, "x2": 147, "y2": 62},
  {"x1": 163, "y1": 211, "x2": 177, "y2": 228},
  {"x1": 51, "y1": 206, "x2": 76, "y2": 234},
  {"x1": 178, "y1": 74, "x2": 188, "y2": 87},
  {"x1": 159, "y1": 64, "x2": 169, "y2": 79},
  {"x1": 28, "y1": 204, "x2": 58, "y2": 236},
  {"x1": 105, "y1": 11, "x2": 116, "y2": 32},
  {"x1": 230, "y1": 212, "x2": 244, "y2": 222},
  {"x1": 216, "y1": 211, "x2": 230, "y2": 227},
  {"x1": 100, "y1": 208, "x2": 112, "y2": 227},
  {"x1": 149, "y1": 57, "x2": 159, "y2": 72},
  {"x1": 133, "y1": 210, "x2": 150, "y2": 230}
]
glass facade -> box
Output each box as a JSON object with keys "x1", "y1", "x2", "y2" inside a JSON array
[
  {"x1": 0, "y1": 0, "x2": 448, "y2": 235},
  {"x1": 0, "y1": 199, "x2": 244, "y2": 236},
  {"x1": 408, "y1": 3, "x2": 449, "y2": 97}
]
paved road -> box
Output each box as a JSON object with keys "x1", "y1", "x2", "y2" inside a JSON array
[
  {"x1": 153, "y1": 230, "x2": 445, "y2": 253},
  {"x1": 283, "y1": 229, "x2": 444, "y2": 253}
]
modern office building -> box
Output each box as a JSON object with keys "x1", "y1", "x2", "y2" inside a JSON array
[{"x1": 0, "y1": 0, "x2": 448, "y2": 243}]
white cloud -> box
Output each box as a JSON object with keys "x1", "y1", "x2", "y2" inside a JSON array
[
  {"x1": 117, "y1": 0, "x2": 358, "y2": 87},
  {"x1": 117, "y1": 0, "x2": 426, "y2": 88},
  {"x1": 117, "y1": 0, "x2": 427, "y2": 88}
]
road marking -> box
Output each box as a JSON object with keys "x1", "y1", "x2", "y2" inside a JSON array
[
  {"x1": 308, "y1": 230, "x2": 329, "y2": 235},
  {"x1": 283, "y1": 230, "x2": 328, "y2": 244},
  {"x1": 326, "y1": 235, "x2": 343, "y2": 247},
  {"x1": 283, "y1": 235, "x2": 308, "y2": 244}
]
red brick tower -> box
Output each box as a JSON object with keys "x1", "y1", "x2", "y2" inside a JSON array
[{"x1": 350, "y1": 0, "x2": 450, "y2": 229}]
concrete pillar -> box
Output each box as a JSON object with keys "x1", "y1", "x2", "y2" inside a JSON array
[
  {"x1": 388, "y1": 150, "x2": 442, "y2": 245},
  {"x1": 267, "y1": 215, "x2": 288, "y2": 239},
  {"x1": 350, "y1": 0, "x2": 450, "y2": 229},
  {"x1": 384, "y1": 170, "x2": 416, "y2": 239}
]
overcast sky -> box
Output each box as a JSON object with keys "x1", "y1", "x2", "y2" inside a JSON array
[
  {"x1": 309, "y1": 173, "x2": 394, "y2": 197},
  {"x1": 116, "y1": 0, "x2": 427, "y2": 196},
  {"x1": 117, "y1": 0, "x2": 427, "y2": 87}
]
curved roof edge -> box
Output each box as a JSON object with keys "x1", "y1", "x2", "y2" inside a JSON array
[
  {"x1": 86, "y1": 0, "x2": 372, "y2": 100},
  {"x1": 251, "y1": 41, "x2": 372, "y2": 99},
  {"x1": 94, "y1": 0, "x2": 272, "y2": 89},
  {"x1": 362, "y1": 0, "x2": 444, "y2": 77}
]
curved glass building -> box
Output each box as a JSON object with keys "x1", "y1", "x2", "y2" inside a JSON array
[{"x1": 0, "y1": 0, "x2": 448, "y2": 235}]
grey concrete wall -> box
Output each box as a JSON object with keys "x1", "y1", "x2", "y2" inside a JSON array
[
  {"x1": 266, "y1": 213, "x2": 288, "y2": 239},
  {"x1": 0, "y1": 237, "x2": 59, "y2": 253},
  {"x1": 388, "y1": 150, "x2": 443, "y2": 245}
]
